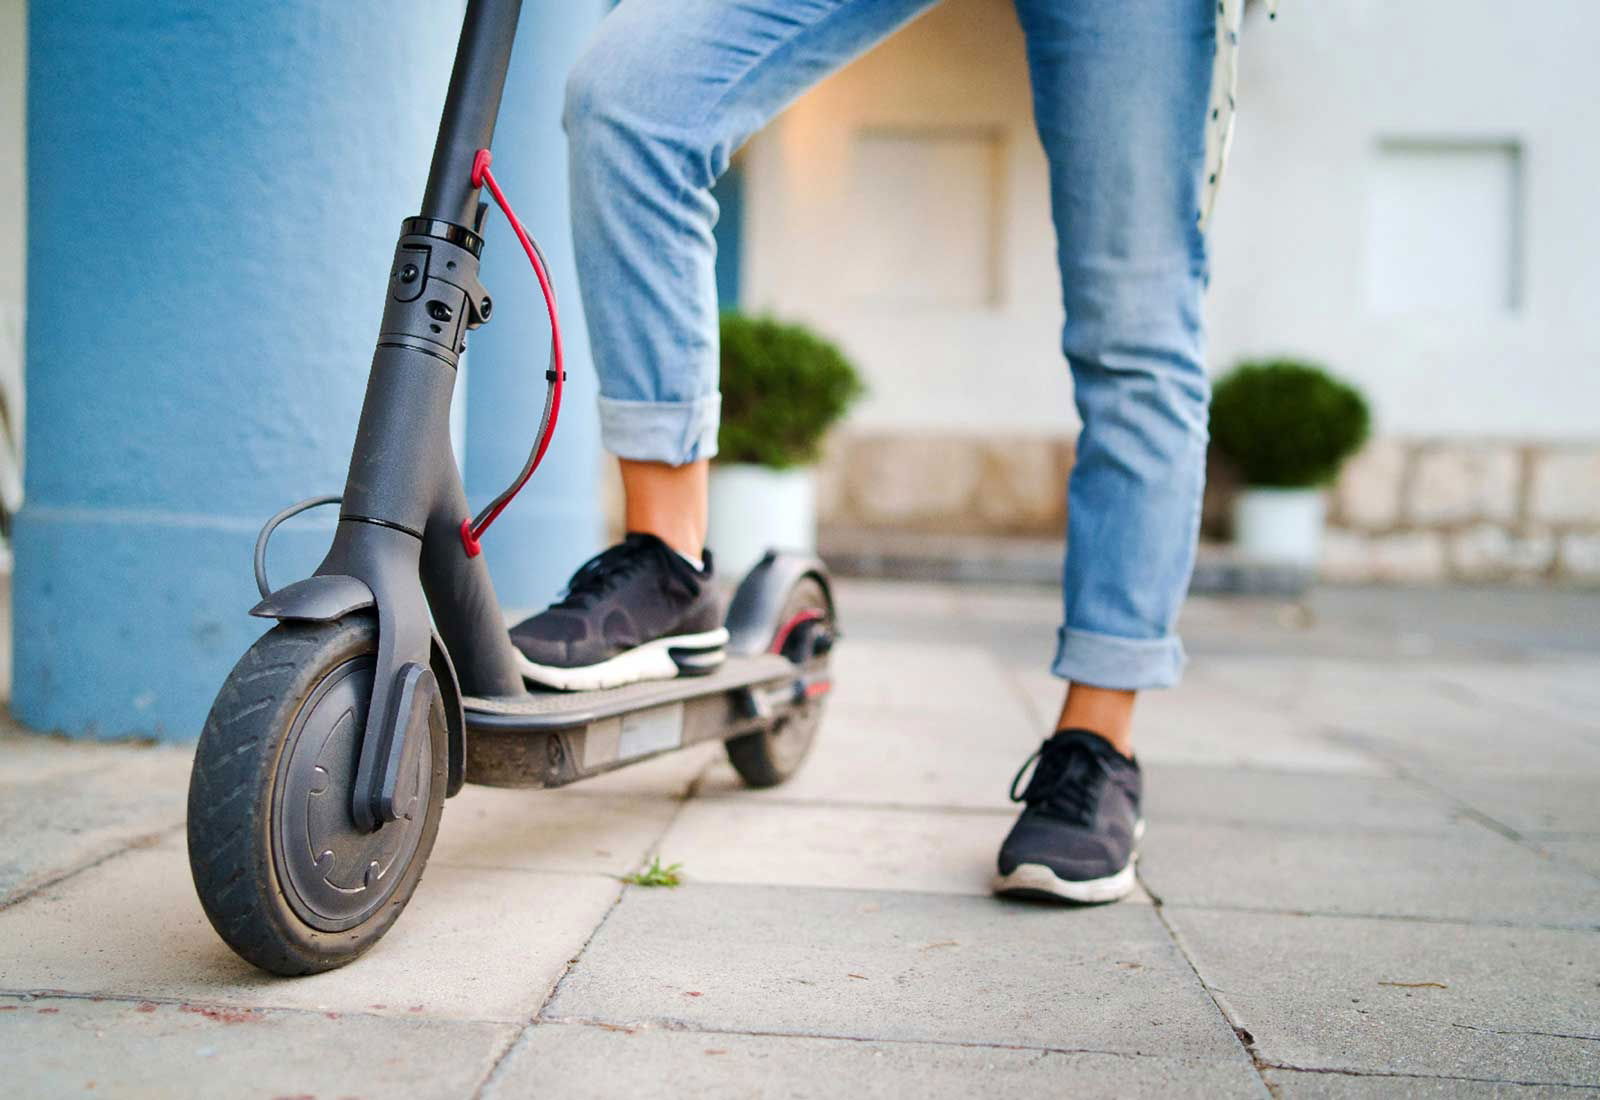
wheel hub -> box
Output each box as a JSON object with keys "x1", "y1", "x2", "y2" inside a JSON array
[{"x1": 272, "y1": 657, "x2": 433, "y2": 933}]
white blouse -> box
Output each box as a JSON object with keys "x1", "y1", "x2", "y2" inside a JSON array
[{"x1": 1201, "y1": 0, "x2": 1276, "y2": 231}]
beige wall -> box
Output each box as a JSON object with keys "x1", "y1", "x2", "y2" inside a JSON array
[{"x1": 742, "y1": 0, "x2": 1075, "y2": 434}]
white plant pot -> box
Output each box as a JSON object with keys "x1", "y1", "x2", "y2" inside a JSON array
[
  {"x1": 707, "y1": 463, "x2": 817, "y2": 581},
  {"x1": 1232, "y1": 487, "x2": 1327, "y2": 567}
]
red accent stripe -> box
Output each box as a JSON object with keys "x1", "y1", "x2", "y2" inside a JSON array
[{"x1": 769, "y1": 608, "x2": 826, "y2": 656}]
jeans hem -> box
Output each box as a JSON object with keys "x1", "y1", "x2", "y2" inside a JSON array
[
  {"x1": 598, "y1": 393, "x2": 722, "y2": 465},
  {"x1": 1051, "y1": 625, "x2": 1186, "y2": 691}
]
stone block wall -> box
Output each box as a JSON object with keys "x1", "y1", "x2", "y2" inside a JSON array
[
  {"x1": 813, "y1": 432, "x2": 1600, "y2": 584},
  {"x1": 1324, "y1": 440, "x2": 1600, "y2": 583}
]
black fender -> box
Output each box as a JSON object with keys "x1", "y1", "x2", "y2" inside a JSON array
[
  {"x1": 725, "y1": 550, "x2": 836, "y2": 657},
  {"x1": 247, "y1": 573, "x2": 467, "y2": 799},
  {"x1": 250, "y1": 574, "x2": 374, "y2": 622}
]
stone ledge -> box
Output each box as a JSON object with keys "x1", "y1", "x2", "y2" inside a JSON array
[
  {"x1": 815, "y1": 431, "x2": 1600, "y2": 584},
  {"x1": 818, "y1": 527, "x2": 1313, "y2": 596}
]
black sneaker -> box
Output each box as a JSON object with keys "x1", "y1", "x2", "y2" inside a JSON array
[
  {"x1": 509, "y1": 533, "x2": 727, "y2": 691},
  {"x1": 993, "y1": 729, "x2": 1144, "y2": 903}
]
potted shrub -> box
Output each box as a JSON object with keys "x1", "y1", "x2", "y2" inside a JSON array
[
  {"x1": 709, "y1": 312, "x2": 864, "y2": 579},
  {"x1": 1210, "y1": 359, "x2": 1370, "y2": 566}
]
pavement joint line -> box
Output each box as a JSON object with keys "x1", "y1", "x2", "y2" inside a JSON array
[
  {"x1": 1142, "y1": 885, "x2": 1274, "y2": 1094},
  {"x1": 0, "y1": 821, "x2": 183, "y2": 914},
  {"x1": 1158, "y1": 900, "x2": 1600, "y2": 933},
  {"x1": 1259, "y1": 1061, "x2": 1600, "y2": 1091},
  {"x1": 532, "y1": 1013, "x2": 1238, "y2": 1064},
  {"x1": 470, "y1": 878, "x2": 631, "y2": 1100},
  {"x1": 1320, "y1": 723, "x2": 1600, "y2": 886},
  {"x1": 1139, "y1": 816, "x2": 1473, "y2": 837},
  {"x1": 473, "y1": 779, "x2": 705, "y2": 1099},
  {"x1": 1422, "y1": 668, "x2": 1600, "y2": 736},
  {"x1": 0, "y1": 987, "x2": 509, "y2": 1028},
  {"x1": 1444, "y1": 1020, "x2": 1600, "y2": 1044}
]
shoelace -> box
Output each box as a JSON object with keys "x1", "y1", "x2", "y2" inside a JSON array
[
  {"x1": 554, "y1": 537, "x2": 691, "y2": 612},
  {"x1": 1009, "y1": 735, "x2": 1112, "y2": 826}
]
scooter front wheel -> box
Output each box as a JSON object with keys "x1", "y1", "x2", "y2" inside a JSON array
[{"x1": 186, "y1": 616, "x2": 446, "y2": 976}]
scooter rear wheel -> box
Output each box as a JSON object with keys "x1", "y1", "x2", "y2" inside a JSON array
[
  {"x1": 725, "y1": 575, "x2": 833, "y2": 788},
  {"x1": 186, "y1": 616, "x2": 446, "y2": 976}
]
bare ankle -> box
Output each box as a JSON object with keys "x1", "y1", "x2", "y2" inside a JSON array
[
  {"x1": 1056, "y1": 683, "x2": 1137, "y2": 758},
  {"x1": 618, "y1": 457, "x2": 708, "y2": 559}
]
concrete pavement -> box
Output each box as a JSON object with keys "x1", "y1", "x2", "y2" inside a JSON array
[{"x1": 2, "y1": 580, "x2": 1598, "y2": 1097}]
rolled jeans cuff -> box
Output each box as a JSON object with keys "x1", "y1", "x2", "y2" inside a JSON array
[
  {"x1": 597, "y1": 393, "x2": 721, "y2": 465},
  {"x1": 1051, "y1": 625, "x2": 1187, "y2": 691}
]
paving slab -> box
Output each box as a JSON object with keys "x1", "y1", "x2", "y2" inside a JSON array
[
  {"x1": 1539, "y1": 838, "x2": 1600, "y2": 881},
  {"x1": 1166, "y1": 908, "x2": 1600, "y2": 1086},
  {"x1": 653, "y1": 800, "x2": 1023, "y2": 897},
  {"x1": 1140, "y1": 819, "x2": 1600, "y2": 927},
  {"x1": 828, "y1": 638, "x2": 1036, "y2": 727},
  {"x1": 0, "y1": 843, "x2": 620, "y2": 1022},
  {"x1": 484, "y1": 1021, "x2": 1269, "y2": 1100},
  {"x1": 1425, "y1": 773, "x2": 1600, "y2": 836},
  {"x1": 0, "y1": 747, "x2": 191, "y2": 905},
  {"x1": 1142, "y1": 765, "x2": 1461, "y2": 831},
  {"x1": 694, "y1": 701, "x2": 1036, "y2": 810},
  {"x1": 546, "y1": 883, "x2": 1243, "y2": 1058},
  {"x1": 1013, "y1": 668, "x2": 1387, "y2": 775},
  {"x1": 1217, "y1": 659, "x2": 1600, "y2": 777},
  {"x1": 430, "y1": 785, "x2": 680, "y2": 877},
  {"x1": 0, "y1": 727, "x2": 190, "y2": 785},
  {"x1": 1425, "y1": 658, "x2": 1600, "y2": 732},
  {"x1": 1, "y1": 994, "x2": 514, "y2": 1099},
  {"x1": 1260, "y1": 1068, "x2": 1593, "y2": 1099}
]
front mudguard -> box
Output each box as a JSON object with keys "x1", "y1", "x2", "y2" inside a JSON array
[{"x1": 248, "y1": 570, "x2": 468, "y2": 799}]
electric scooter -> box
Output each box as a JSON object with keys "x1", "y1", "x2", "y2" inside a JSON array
[{"x1": 185, "y1": 0, "x2": 836, "y2": 977}]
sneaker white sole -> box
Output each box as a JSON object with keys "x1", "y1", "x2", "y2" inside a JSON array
[
  {"x1": 992, "y1": 820, "x2": 1145, "y2": 904},
  {"x1": 515, "y1": 628, "x2": 730, "y2": 692}
]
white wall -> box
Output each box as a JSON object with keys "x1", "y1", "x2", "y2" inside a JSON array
[
  {"x1": 1206, "y1": 0, "x2": 1600, "y2": 439},
  {"x1": 745, "y1": 0, "x2": 1600, "y2": 440}
]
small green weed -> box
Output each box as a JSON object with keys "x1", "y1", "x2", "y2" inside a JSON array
[{"x1": 622, "y1": 857, "x2": 684, "y2": 888}]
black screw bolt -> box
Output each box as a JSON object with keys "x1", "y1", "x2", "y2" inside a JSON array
[
  {"x1": 479, "y1": 296, "x2": 493, "y2": 320},
  {"x1": 399, "y1": 263, "x2": 419, "y2": 284}
]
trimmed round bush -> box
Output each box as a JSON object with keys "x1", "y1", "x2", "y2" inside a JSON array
[
  {"x1": 717, "y1": 313, "x2": 864, "y2": 469},
  {"x1": 1210, "y1": 359, "x2": 1371, "y2": 488}
]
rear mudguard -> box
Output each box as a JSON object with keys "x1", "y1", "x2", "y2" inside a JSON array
[
  {"x1": 725, "y1": 550, "x2": 836, "y2": 656},
  {"x1": 248, "y1": 573, "x2": 468, "y2": 798}
]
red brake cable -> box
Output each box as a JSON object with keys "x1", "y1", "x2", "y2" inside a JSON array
[{"x1": 459, "y1": 147, "x2": 565, "y2": 558}]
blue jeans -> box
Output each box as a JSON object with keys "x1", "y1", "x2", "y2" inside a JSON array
[{"x1": 565, "y1": 0, "x2": 1214, "y2": 691}]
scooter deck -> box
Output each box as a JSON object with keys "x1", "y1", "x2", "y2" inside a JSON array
[
  {"x1": 462, "y1": 653, "x2": 793, "y2": 729},
  {"x1": 460, "y1": 653, "x2": 798, "y2": 789}
]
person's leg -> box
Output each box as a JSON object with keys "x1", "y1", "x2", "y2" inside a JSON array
[
  {"x1": 996, "y1": 0, "x2": 1215, "y2": 901},
  {"x1": 512, "y1": 0, "x2": 940, "y2": 689},
  {"x1": 1021, "y1": 0, "x2": 1214, "y2": 740},
  {"x1": 567, "y1": 0, "x2": 941, "y2": 538}
]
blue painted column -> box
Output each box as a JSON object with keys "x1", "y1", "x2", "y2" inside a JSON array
[
  {"x1": 464, "y1": 2, "x2": 608, "y2": 613},
  {"x1": 16, "y1": 3, "x2": 457, "y2": 739}
]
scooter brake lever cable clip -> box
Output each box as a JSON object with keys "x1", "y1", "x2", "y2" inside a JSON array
[{"x1": 459, "y1": 517, "x2": 483, "y2": 559}]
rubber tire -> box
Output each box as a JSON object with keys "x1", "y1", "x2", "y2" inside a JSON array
[
  {"x1": 186, "y1": 616, "x2": 446, "y2": 976},
  {"x1": 725, "y1": 576, "x2": 831, "y2": 788}
]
